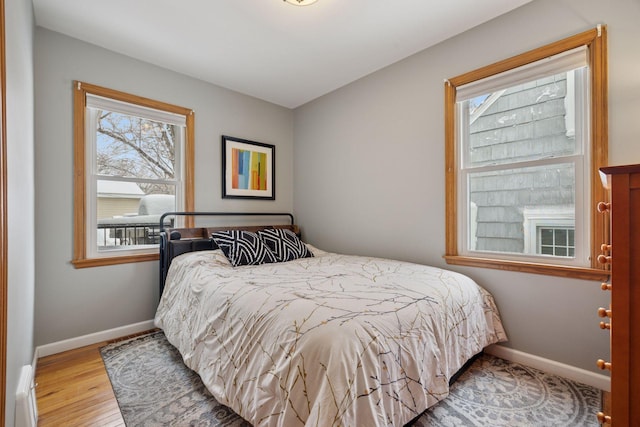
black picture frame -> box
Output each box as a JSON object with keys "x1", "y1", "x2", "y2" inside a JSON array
[{"x1": 221, "y1": 135, "x2": 275, "y2": 200}]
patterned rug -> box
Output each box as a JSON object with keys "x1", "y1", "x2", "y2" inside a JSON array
[{"x1": 100, "y1": 331, "x2": 601, "y2": 426}]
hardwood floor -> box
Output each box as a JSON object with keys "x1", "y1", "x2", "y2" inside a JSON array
[{"x1": 35, "y1": 340, "x2": 124, "y2": 426}]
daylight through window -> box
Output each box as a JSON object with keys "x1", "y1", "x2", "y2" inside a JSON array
[
  {"x1": 73, "y1": 82, "x2": 194, "y2": 268},
  {"x1": 444, "y1": 27, "x2": 608, "y2": 279}
]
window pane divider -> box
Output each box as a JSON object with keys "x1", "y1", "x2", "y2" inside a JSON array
[
  {"x1": 94, "y1": 175, "x2": 178, "y2": 186},
  {"x1": 462, "y1": 155, "x2": 582, "y2": 174}
]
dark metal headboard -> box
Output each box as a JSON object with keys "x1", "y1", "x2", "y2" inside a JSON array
[{"x1": 158, "y1": 212, "x2": 295, "y2": 298}]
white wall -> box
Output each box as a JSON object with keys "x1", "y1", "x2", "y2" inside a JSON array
[
  {"x1": 293, "y1": 0, "x2": 640, "y2": 373},
  {"x1": 34, "y1": 29, "x2": 294, "y2": 346},
  {"x1": 5, "y1": 0, "x2": 35, "y2": 424}
]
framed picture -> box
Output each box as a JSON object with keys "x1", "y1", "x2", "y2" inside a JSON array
[{"x1": 222, "y1": 135, "x2": 275, "y2": 200}]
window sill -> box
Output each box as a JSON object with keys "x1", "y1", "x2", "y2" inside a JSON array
[
  {"x1": 72, "y1": 253, "x2": 159, "y2": 268},
  {"x1": 444, "y1": 255, "x2": 609, "y2": 281}
]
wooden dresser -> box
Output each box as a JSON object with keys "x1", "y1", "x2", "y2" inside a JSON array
[{"x1": 597, "y1": 164, "x2": 640, "y2": 426}]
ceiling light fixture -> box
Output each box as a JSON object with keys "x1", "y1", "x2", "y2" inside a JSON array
[{"x1": 283, "y1": 0, "x2": 318, "y2": 6}]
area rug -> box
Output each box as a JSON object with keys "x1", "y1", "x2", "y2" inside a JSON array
[{"x1": 100, "y1": 331, "x2": 601, "y2": 426}]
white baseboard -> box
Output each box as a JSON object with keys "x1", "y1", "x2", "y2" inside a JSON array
[
  {"x1": 15, "y1": 365, "x2": 38, "y2": 427},
  {"x1": 35, "y1": 319, "x2": 156, "y2": 359},
  {"x1": 485, "y1": 344, "x2": 610, "y2": 392}
]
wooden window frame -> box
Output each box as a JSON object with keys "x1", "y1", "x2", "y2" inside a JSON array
[
  {"x1": 72, "y1": 81, "x2": 195, "y2": 268},
  {"x1": 444, "y1": 27, "x2": 609, "y2": 281}
]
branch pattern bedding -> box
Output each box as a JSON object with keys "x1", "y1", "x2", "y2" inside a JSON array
[{"x1": 155, "y1": 244, "x2": 507, "y2": 426}]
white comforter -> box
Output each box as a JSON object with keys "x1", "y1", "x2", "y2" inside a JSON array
[{"x1": 155, "y1": 247, "x2": 507, "y2": 426}]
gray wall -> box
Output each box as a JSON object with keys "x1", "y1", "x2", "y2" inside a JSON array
[
  {"x1": 5, "y1": 0, "x2": 35, "y2": 424},
  {"x1": 34, "y1": 29, "x2": 294, "y2": 346},
  {"x1": 30, "y1": 0, "x2": 640, "y2": 379},
  {"x1": 293, "y1": 0, "x2": 640, "y2": 373}
]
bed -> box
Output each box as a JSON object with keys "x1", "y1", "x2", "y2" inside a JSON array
[{"x1": 154, "y1": 212, "x2": 507, "y2": 426}]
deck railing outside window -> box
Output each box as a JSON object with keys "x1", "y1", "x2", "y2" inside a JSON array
[{"x1": 97, "y1": 217, "x2": 173, "y2": 249}]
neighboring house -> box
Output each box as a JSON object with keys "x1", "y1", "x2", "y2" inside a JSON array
[
  {"x1": 468, "y1": 72, "x2": 575, "y2": 256},
  {"x1": 97, "y1": 180, "x2": 144, "y2": 219},
  {"x1": 97, "y1": 193, "x2": 175, "y2": 248}
]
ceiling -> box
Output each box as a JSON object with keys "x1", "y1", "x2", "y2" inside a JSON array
[{"x1": 32, "y1": 0, "x2": 532, "y2": 108}]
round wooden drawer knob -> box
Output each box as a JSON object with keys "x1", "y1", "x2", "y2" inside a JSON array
[
  {"x1": 596, "y1": 411, "x2": 611, "y2": 424},
  {"x1": 596, "y1": 359, "x2": 612, "y2": 371},
  {"x1": 601, "y1": 283, "x2": 612, "y2": 291},
  {"x1": 597, "y1": 254, "x2": 612, "y2": 264},
  {"x1": 597, "y1": 307, "x2": 612, "y2": 318},
  {"x1": 599, "y1": 321, "x2": 611, "y2": 330}
]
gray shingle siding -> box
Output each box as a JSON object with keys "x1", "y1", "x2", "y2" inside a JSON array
[{"x1": 468, "y1": 72, "x2": 575, "y2": 253}]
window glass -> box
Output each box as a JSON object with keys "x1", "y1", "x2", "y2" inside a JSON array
[
  {"x1": 459, "y1": 66, "x2": 585, "y2": 265},
  {"x1": 464, "y1": 72, "x2": 580, "y2": 169},
  {"x1": 467, "y1": 162, "x2": 576, "y2": 256},
  {"x1": 73, "y1": 82, "x2": 194, "y2": 268},
  {"x1": 96, "y1": 112, "x2": 177, "y2": 180},
  {"x1": 90, "y1": 107, "x2": 182, "y2": 253}
]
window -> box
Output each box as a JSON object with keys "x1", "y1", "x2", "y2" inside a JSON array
[
  {"x1": 444, "y1": 27, "x2": 608, "y2": 280},
  {"x1": 522, "y1": 206, "x2": 574, "y2": 256},
  {"x1": 539, "y1": 227, "x2": 575, "y2": 257},
  {"x1": 73, "y1": 82, "x2": 194, "y2": 268}
]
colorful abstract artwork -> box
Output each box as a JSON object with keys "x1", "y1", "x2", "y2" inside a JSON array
[
  {"x1": 222, "y1": 136, "x2": 275, "y2": 199},
  {"x1": 231, "y1": 148, "x2": 267, "y2": 190}
]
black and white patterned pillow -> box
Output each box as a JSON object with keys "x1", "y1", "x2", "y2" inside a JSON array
[
  {"x1": 211, "y1": 230, "x2": 277, "y2": 267},
  {"x1": 256, "y1": 228, "x2": 313, "y2": 262}
]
